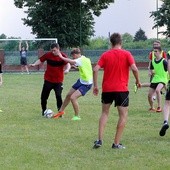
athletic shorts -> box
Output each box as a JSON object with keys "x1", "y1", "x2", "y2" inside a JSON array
[
  {"x1": 101, "y1": 91, "x2": 129, "y2": 107},
  {"x1": 20, "y1": 57, "x2": 27, "y2": 65},
  {"x1": 165, "y1": 81, "x2": 170, "y2": 100},
  {"x1": 150, "y1": 82, "x2": 165, "y2": 90},
  {"x1": 72, "y1": 79, "x2": 92, "y2": 96}
]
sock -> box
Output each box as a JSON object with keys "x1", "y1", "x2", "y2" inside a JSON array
[{"x1": 164, "y1": 120, "x2": 168, "y2": 124}]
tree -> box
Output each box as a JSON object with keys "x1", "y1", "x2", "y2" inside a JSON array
[
  {"x1": 0, "y1": 34, "x2": 7, "y2": 39},
  {"x1": 85, "y1": 36, "x2": 109, "y2": 50},
  {"x1": 122, "y1": 33, "x2": 133, "y2": 43},
  {"x1": 150, "y1": 0, "x2": 170, "y2": 37},
  {"x1": 134, "y1": 28, "x2": 147, "y2": 41},
  {"x1": 14, "y1": 0, "x2": 114, "y2": 48}
]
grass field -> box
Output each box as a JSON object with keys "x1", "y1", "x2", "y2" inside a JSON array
[{"x1": 0, "y1": 70, "x2": 170, "y2": 170}]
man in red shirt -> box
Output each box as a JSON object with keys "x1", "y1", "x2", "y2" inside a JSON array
[
  {"x1": 30, "y1": 43, "x2": 71, "y2": 116},
  {"x1": 93, "y1": 33, "x2": 141, "y2": 149}
]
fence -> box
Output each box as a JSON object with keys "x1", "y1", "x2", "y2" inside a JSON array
[{"x1": 0, "y1": 49, "x2": 152, "y2": 72}]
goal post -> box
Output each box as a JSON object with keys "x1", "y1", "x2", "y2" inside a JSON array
[
  {"x1": 0, "y1": 38, "x2": 58, "y2": 72},
  {"x1": 0, "y1": 38, "x2": 58, "y2": 43}
]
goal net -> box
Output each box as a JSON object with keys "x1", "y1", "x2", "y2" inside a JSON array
[{"x1": 0, "y1": 38, "x2": 58, "y2": 72}]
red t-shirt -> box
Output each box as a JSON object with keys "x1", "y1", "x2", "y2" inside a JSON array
[
  {"x1": 149, "y1": 51, "x2": 166, "y2": 60},
  {"x1": 98, "y1": 49, "x2": 135, "y2": 92},
  {"x1": 40, "y1": 52, "x2": 68, "y2": 83}
]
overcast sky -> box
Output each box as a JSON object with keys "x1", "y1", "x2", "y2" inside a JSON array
[{"x1": 0, "y1": 0, "x2": 163, "y2": 39}]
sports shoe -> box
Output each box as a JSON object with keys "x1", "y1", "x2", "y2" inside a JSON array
[
  {"x1": 0, "y1": 109, "x2": 3, "y2": 112},
  {"x1": 71, "y1": 116, "x2": 81, "y2": 121},
  {"x1": 112, "y1": 143, "x2": 125, "y2": 149},
  {"x1": 156, "y1": 107, "x2": 162, "y2": 112},
  {"x1": 159, "y1": 123, "x2": 169, "y2": 136},
  {"x1": 148, "y1": 108, "x2": 156, "y2": 112},
  {"x1": 134, "y1": 84, "x2": 138, "y2": 93},
  {"x1": 53, "y1": 111, "x2": 65, "y2": 119},
  {"x1": 93, "y1": 140, "x2": 102, "y2": 149}
]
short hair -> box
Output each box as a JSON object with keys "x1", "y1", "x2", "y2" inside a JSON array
[
  {"x1": 70, "y1": 48, "x2": 81, "y2": 55},
  {"x1": 110, "y1": 33, "x2": 122, "y2": 46},
  {"x1": 50, "y1": 43, "x2": 59, "y2": 49},
  {"x1": 153, "y1": 40, "x2": 161, "y2": 44}
]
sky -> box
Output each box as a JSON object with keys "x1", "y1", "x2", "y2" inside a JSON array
[{"x1": 0, "y1": 0, "x2": 163, "y2": 39}]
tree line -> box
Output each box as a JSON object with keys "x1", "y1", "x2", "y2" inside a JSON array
[
  {"x1": 0, "y1": 28, "x2": 170, "y2": 51},
  {"x1": 12, "y1": 0, "x2": 170, "y2": 49}
]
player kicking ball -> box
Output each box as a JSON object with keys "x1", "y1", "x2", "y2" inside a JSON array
[{"x1": 53, "y1": 48, "x2": 93, "y2": 120}]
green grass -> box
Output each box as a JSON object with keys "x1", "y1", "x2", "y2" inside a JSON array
[{"x1": 0, "y1": 70, "x2": 170, "y2": 170}]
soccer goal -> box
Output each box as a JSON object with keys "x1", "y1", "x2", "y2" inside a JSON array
[{"x1": 0, "y1": 38, "x2": 58, "y2": 72}]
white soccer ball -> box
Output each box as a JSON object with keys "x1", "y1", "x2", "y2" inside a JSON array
[
  {"x1": 152, "y1": 96, "x2": 156, "y2": 101},
  {"x1": 44, "y1": 109, "x2": 54, "y2": 118}
]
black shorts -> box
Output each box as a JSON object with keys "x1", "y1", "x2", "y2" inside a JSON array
[
  {"x1": 165, "y1": 81, "x2": 170, "y2": 100},
  {"x1": 150, "y1": 82, "x2": 165, "y2": 89},
  {"x1": 101, "y1": 91, "x2": 129, "y2": 107},
  {"x1": 20, "y1": 57, "x2": 27, "y2": 65}
]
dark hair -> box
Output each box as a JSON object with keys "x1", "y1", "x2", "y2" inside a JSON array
[
  {"x1": 50, "y1": 43, "x2": 60, "y2": 49},
  {"x1": 70, "y1": 48, "x2": 81, "y2": 55},
  {"x1": 110, "y1": 33, "x2": 122, "y2": 46}
]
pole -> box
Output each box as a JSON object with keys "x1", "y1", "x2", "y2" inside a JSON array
[
  {"x1": 156, "y1": 0, "x2": 159, "y2": 39},
  {"x1": 80, "y1": 0, "x2": 82, "y2": 48}
]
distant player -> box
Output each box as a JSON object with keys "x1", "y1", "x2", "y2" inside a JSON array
[
  {"x1": 53, "y1": 48, "x2": 93, "y2": 120},
  {"x1": 93, "y1": 33, "x2": 141, "y2": 149},
  {"x1": 30, "y1": 43, "x2": 71, "y2": 116},
  {"x1": 148, "y1": 46, "x2": 168, "y2": 112},
  {"x1": 19, "y1": 41, "x2": 30, "y2": 74}
]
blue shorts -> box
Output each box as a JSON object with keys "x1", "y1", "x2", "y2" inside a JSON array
[{"x1": 72, "y1": 79, "x2": 92, "y2": 96}]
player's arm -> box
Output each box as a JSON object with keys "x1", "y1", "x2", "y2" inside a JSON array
[
  {"x1": 19, "y1": 41, "x2": 22, "y2": 51},
  {"x1": 58, "y1": 52, "x2": 76, "y2": 65},
  {"x1": 64, "y1": 63, "x2": 71, "y2": 74},
  {"x1": 25, "y1": 41, "x2": 29, "y2": 50},
  {"x1": 93, "y1": 64, "x2": 100, "y2": 96},
  {"x1": 167, "y1": 53, "x2": 170, "y2": 74},
  {"x1": 130, "y1": 64, "x2": 141, "y2": 88},
  {"x1": 29, "y1": 59, "x2": 42, "y2": 67}
]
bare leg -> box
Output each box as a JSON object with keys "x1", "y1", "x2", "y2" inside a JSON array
[
  {"x1": 155, "y1": 83, "x2": 164, "y2": 108},
  {"x1": 70, "y1": 90, "x2": 82, "y2": 116},
  {"x1": 148, "y1": 88, "x2": 156, "y2": 109},
  {"x1": 114, "y1": 106, "x2": 128, "y2": 145},
  {"x1": 25, "y1": 65, "x2": 30, "y2": 74},
  {"x1": 141, "y1": 83, "x2": 150, "y2": 87},
  {"x1": 98, "y1": 103, "x2": 111, "y2": 140},
  {"x1": 21, "y1": 65, "x2": 24, "y2": 73},
  {"x1": 59, "y1": 88, "x2": 76, "y2": 112},
  {"x1": 163, "y1": 100, "x2": 170, "y2": 121}
]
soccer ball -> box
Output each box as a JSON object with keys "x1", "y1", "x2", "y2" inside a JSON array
[{"x1": 44, "y1": 109, "x2": 54, "y2": 118}]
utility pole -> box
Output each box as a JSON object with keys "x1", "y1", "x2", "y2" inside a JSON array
[{"x1": 156, "y1": 0, "x2": 159, "y2": 39}]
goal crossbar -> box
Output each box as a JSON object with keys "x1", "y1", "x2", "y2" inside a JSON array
[{"x1": 0, "y1": 38, "x2": 58, "y2": 43}]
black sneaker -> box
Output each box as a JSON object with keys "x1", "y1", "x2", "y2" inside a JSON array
[
  {"x1": 93, "y1": 140, "x2": 102, "y2": 149},
  {"x1": 112, "y1": 143, "x2": 125, "y2": 149},
  {"x1": 159, "y1": 123, "x2": 169, "y2": 136}
]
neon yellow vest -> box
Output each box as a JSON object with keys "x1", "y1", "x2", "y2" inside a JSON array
[
  {"x1": 152, "y1": 58, "x2": 168, "y2": 84},
  {"x1": 79, "y1": 56, "x2": 92, "y2": 82}
]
